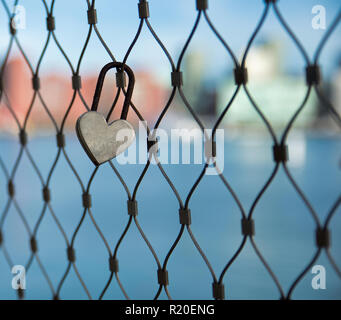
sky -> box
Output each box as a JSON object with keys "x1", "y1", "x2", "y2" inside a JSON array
[{"x1": 0, "y1": 0, "x2": 340, "y2": 84}]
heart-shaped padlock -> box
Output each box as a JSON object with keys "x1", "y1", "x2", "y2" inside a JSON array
[{"x1": 76, "y1": 62, "x2": 136, "y2": 166}]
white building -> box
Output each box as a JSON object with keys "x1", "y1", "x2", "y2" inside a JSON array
[{"x1": 217, "y1": 41, "x2": 317, "y2": 129}]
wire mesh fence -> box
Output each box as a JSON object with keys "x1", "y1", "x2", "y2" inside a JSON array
[{"x1": 0, "y1": 0, "x2": 340, "y2": 300}]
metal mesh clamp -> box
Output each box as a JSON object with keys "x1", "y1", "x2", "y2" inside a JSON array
[
  {"x1": 42, "y1": 187, "x2": 51, "y2": 202},
  {"x1": 316, "y1": 227, "x2": 330, "y2": 248},
  {"x1": 273, "y1": 144, "x2": 289, "y2": 163},
  {"x1": 127, "y1": 199, "x2": 138, "y2": 216},
  {"x1": 72, "y1": 74, "x2": 82, "y2": 90},
  {"x1": 196, "y1": 0, "x2": 208, "y2": 11},
  {"x1": 19, "y1": 129, "x2": 27, "y2": 146},
  {"x1": 138, "y1": 1, "x2": 150, "y2": 19},
  {"x1": 67, "y1": 247, "x2": 76, "y2": 262},
  {"x1": 56, "y1": 132, "x2": 65, "y2": 148},
  {"x1": 116, "y1": 71, "x2": 127, "y2": 88},
  {"x1": 32, "y1": 75, "x2": 40, "y2": 91},
  {"x1": 157, "y1": 269, "x2": 169, "y2": 286},
  {"x1": 87, "y1": 8, "x2": 97, "y2": 25},
  {"x1": 212, "y1": 282, "x2": 225, "y2": 300},
  {"x1": 171, "y1": 71, "x2": 183, "y2": 87},
  {"x1": 179, "y1": 208, "x2": 191, "y2": 226},
  {"x1": 306, "y1": 64, "x2": 321, "y2": 85},
  {"x1": 8, "y1": 180, "x2": 15, "y2": 197},
  {"x1": 234, "y1": 67, "x2": 248, "y2": 85},
  {"x1": 30, "y1": 236, "x2": 38, "y2": 253},
  {"x1": 9, "y1": 19, "x2": 16, "y2": 35},
  {"x1": 241, "y1": 218, "x2": 255, "y2": 236},
  {"x1": 17, "y1": 288, "x2": 24, "y2": 299},
  {"x1": 147, "y1": 137, "x2": 159, "y2": 153},
  {"x1": 109, "y1": 257, "x2": 119, "y2": 273},
  {"x1": 82, "y1": 193, "x2": 92, "y2": 209},
  {"x1": 205, "y1": 139, "x2": 216, "y2": 159},
  {"x1": 46, "y1": 15, "x2": 55, "y2": 31}
]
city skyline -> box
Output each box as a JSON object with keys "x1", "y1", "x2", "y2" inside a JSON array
[
  {"x1": 0, "y1": 55, "x2": 168, "y2": 133},
  {"x1": 1, "y1": 0, "x2": 340, "y2": 79},
  {"x1": 0, "y1": 1, "x2": 340, "y2": 134}
]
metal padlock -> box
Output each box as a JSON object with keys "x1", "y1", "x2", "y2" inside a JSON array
[{"x1": 76, "y1": 62, "x2": 136, "y2": 166}]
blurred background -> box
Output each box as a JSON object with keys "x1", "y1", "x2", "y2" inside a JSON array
[{"x1": 0, "y1": 0, "x2": 340, "y2": 300}]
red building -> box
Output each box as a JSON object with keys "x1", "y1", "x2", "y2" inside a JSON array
[{"x1": 0, "y1": 56, "x2": 168, "y2": 133}]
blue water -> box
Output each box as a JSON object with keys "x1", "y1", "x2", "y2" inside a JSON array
[{"x1": 0, "y1": 133, "x2": 340, "y2": 300}]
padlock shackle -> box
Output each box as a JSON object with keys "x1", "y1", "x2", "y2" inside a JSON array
[{"x1": 91, "y1": 62, "x2": 135, "y2": 120}]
